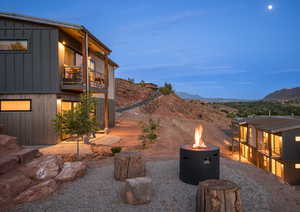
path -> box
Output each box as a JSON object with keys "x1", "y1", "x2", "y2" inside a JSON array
[{"x1": 15, "y1": 158, "x2": 300, "y2": 212}]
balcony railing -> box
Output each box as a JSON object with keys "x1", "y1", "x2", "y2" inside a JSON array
[{"x1": 62, "y1": 65, "x2": 105, "y2": 91}]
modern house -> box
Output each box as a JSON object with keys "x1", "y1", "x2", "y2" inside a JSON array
[
  {"x1": 0, "y1": 12, "x2": 118, "y2": 145},
  {"x1": 234, "y1": 116, "x2": 300, "y2": 185}
]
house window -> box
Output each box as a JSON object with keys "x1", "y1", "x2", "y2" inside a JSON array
[
  {"x1": 295, "y1": 164, "x2": 300, "y2": 169},
  {"x1": 295, "y1": 136, "x2": 300, "y2": 142},
  {"x1": 0, "y1": 40, "x2": 28, "y2": 51},
  {"x1": 0, "y1": 100, "x2": 31, "y2": 112},
  {"x1": 240, "y1": 126, "x2": 247, "y2": 142}
]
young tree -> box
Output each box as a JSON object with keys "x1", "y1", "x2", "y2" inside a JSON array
[{"x1": 54, "y1": 92, "x2": 98, "y2": 158}]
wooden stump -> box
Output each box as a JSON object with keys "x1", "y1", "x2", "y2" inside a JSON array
[
  {"x1": 196, "y1": 179, "x2": 242, "y2": 212},
  {"x1": 114, "y1": 152, "x2": 145, "y2": 181}
]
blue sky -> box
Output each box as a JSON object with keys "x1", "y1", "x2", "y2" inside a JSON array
[{"x1": 1, "y1": 0, "x2": 300, "y2": 99}]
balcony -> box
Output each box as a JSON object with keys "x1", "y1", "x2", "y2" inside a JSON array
[{"x1": 61, "y1": 65, "x2": 106, "y2": 92}]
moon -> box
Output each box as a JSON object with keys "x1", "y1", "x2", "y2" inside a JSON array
[{"x1": 267, "y1": 4, "x2": 273, "y2": 11}]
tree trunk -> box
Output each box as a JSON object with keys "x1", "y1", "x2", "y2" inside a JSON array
[
  {"x1": 76, "y1": 137, "x2": 80, "y2": 159},
  {"x1": 114, "y1": 152, "x2": 145, "y2": 181},
  {"x1": 196, "y1": 179, "x2": 242, "y2": 212}
]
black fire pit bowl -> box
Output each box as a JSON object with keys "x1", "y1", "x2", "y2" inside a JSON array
[{"x1": 179, "y1": 144, "x2": 220, "y2": 185}]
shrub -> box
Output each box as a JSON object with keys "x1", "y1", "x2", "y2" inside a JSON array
[
  {"x1": 111, "y1": 146, "x2": 122, "y2": 154},
  {"x1": 139, "y1": 80, "x2": 146, "y2": 87},
  {"x1": 127, "y1": 78, "x2": 135, "y2": 83},
  {"x1": 159, "y1": 83, "x2": 174, "y2": 95},
  {"x1": 139, "y1": 118, "x2": 160, "y2": 148}
]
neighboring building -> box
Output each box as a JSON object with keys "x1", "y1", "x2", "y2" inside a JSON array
[
  {"x1": 234, "y1": 116, "x2": 300, "y2": 185},
  {"x1": 0, "y1": 12, "x2": 118, "y2": 145}
]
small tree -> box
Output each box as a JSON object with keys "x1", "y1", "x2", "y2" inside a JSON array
[
  {"x1": 127, "y1": 77, "x2": 135, "y2": 83},
  {"x1": 54, "y1": 92, "x2": 98, "y2": 158},
  {"x1": 159, "y1": 82, "x2": 174, "y2": 95}
]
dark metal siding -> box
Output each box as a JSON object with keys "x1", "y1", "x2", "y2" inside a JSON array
[
  {"x1": 0, "y1": 94, "x2": 58, "y2": 145},
  {"x1": 0, "y1": 17, "x2": 59, "y2": 94},
  {"x1": 282, "y1": 128, "x2": 300, "y2": 162},
  {"x1": 283, "y1": 162, "x2": 300, "y2": 185}
]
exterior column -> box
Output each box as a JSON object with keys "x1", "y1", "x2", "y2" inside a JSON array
[
  {"x1": 103, "y1": 54, "x2": 109, "y2": 134},
  {"x1": 82, "y1": 32, "x2": 89, "y2": 93},
  {"x1": 268, "y1": 133, "x2": 272, "y2": 171}
]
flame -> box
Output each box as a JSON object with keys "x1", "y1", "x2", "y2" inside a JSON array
[{"x1": 193, "y1": 125, "x2": 207, "y2": 149}]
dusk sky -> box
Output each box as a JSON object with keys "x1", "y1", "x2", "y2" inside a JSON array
[{"x1": 1, "y1": 0, "x2": 300, "y2": 99}]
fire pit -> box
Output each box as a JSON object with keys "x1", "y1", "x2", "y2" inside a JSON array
[{"x1": 179, "y1": 125, "x2": 220, "y2": 185}]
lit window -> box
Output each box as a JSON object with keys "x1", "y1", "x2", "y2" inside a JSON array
[
  {"x1": 0, "y1": 100, "x2": 31, "y2": 112},
  {"x1": 295, "y1": 136, "x2": 300, "y2": 142},
  {"x1": 295, "y1": 164, "x2": 300, "y2": 169},
  {"x1": 0, "y1": 40, "x2": 28, "y2": 51}
]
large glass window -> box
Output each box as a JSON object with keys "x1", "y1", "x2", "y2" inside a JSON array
[
  {"x1": 0, "y1": 100, "x2": 31, "y2": 112},
  {"x1": 240, "y1": 126, "x2": 247, "y2": 142},
  {"x1": 271, "y1": 134, "x2": 282, "y2": 156},
  {"x1": 0, "y1": 40, "x2": 28, "y2": 51}
]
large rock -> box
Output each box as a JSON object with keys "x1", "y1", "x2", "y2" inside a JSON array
[
  {"x1": 0, "y1": 135, "x2": 21, "y2": 156},
  {"x1": 114, "y1": 152, "x2": 145, "y2": 181},
  {"x1": 0, "y1": 172, "x2": 32, "y2": 198},
  {"x1": 55, "y1": 162, "x2": 87, "y2": 182},
  {"x1": 12, "y1": 148, "x2": 40, "y2": 164},
  {"x1": 0, "y1": 156, "x2": 19, "y2": 174},
  {"x1": 122, "y1": 177, "x2": 152, "y2": 205},
  {"x1": 20, "y1": 155, "x2": 64, "y2": 181},
  {"x1": 14, "y1": 179, "x2": 57, "y2": 204}
]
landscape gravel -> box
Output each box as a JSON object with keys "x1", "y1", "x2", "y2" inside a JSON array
[{"x1": 15, "y1": 158, "x2": 271, "y2": 212}]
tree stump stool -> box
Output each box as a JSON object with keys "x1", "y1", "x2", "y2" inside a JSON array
[
  {"x1": 196, "y1": 179, "x2": 242, "y2": 212},
  {"x1": 114, "y1": 152, "x2": 145, "y2": 181}
]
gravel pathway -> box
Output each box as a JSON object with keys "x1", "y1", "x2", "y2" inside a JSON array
[{"x1": 15, "y1": 159, "x2": 270, "y2": 212}]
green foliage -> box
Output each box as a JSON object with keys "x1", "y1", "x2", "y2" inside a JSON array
[
  {"x1": 54, "y1": 92, "x2": 99, "y2": 138},
  {"x1": 139, "y1": 80, "x2": 146, "y2": 87},
  {"x1": 111, "y1": 146, "x2": 122, "y2": 154},
  {"x1": 159, "y1": 82, "x2": 174, "y2": 95},
  {"x1": 127, "y1": 78, "x2": 135, "y2": 83},
  {"x1": 221, "y1": 100, "x2": 300, "y2": 117},
  {"x1": 139, "y1": 119, "x2": 160, "y2": 148}
]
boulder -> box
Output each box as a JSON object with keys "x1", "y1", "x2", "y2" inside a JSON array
[
  {"x1": 0, "y1": 156, "x2": 19, "y2": 174},
  {"x1": 14, "y1": 179, "x2": 57, "y2": 204},
  {"x1": 0, "y1": 172, "x2": 32, "y2": 200},
  {"x1": 122, "y1": 177, "x2": 152, "y2": 205},
  {"x1": 20, "y1": 155, "x2": 64, "y2": 181},
  {"x1": 12, "y1": 148, "x2": 40, "y2": 164},
  {"x1": 114, "y1": 152, "x2": 145, "y2": 181},
  {"x1": 55, "y1": 162, "x2": 87, "y2": 182},
  {"x1": 0, "y1": 135, "x2": 21, "y2": 156}
]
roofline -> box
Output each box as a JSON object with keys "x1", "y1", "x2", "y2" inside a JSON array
[
  {"x1": 237, "y1": 121, "x2": 300, "y2": 133},
  {"x1": 0, "y1": 11, "x2": 111, "y2": 53}
]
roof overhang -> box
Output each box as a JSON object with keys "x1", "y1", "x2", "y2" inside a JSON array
[{"x1": 0, "y1": 11, "x2": 111, "y2": 54}]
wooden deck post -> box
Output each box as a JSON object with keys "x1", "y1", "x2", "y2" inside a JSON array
[
  {"x1": 103, "y1": 54, "x2": 109, "y2": 134},
  {"x1": 82, "y1": 32, "x2": 89, "y2": 93}
]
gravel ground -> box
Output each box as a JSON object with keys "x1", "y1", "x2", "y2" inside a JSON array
[{"x1": 14, "y1": 158, "x2": 273, "y2": 212}]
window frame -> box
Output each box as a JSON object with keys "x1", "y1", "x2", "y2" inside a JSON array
[
  {"x1": 0, "y1": 99, "x2": 32, "y2": 112},
  {"x1": 0, "y1": 38, "x2": 30, "y2": 54}
]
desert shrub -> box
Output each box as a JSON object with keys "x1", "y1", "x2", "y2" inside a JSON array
[
  {"x1": 139, "y1": 118, "x2": 160, "y2": 148},
  {"x1": 221, "y1": 109, "x2": 229, "y2": 114},
  {"x1": 127, "y1": 78, "x2": 135, "y2": 83},
  {"x1": 111, "y1": 146, "x2": 122, "y2": 154},
  {"x1": 159, "y1": 82, "x2": 174, "y2": 95},
  {"x1": 139, "y1": 80, "x2": 146, "y2": 87}
]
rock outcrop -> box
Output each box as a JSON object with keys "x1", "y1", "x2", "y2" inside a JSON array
[
  {"x1": 55, "y1": 161, "x2": 87, "y2": 182},
  {"x1": 21, "y1": 155, "x2": 64, "y2": 181},
  {"x1": 14, "y1": 179, "x2": 57, "y2": 204}
]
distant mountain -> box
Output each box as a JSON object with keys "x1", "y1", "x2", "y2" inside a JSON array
[
  {"x1": 176, "y1": 91, "x2": 251, "y2": 103},
  {"x1": 264, "y1": 87, "x2": 300, "y2": 101}
]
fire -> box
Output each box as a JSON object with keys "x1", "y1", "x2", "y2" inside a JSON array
[{"x1": 193, "y1": 125, "x2": 207, "y2": 149}]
